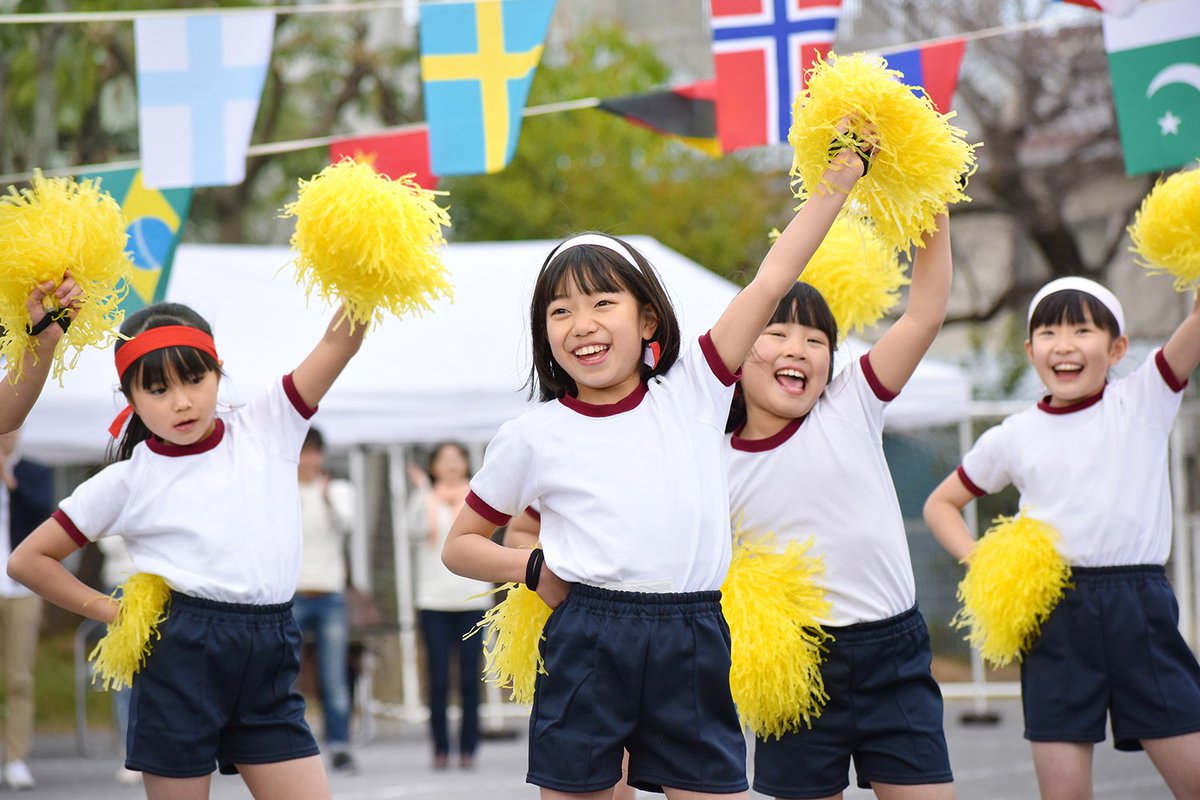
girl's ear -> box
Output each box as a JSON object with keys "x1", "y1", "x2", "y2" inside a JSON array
[
  {"x1": 1108, "y1": 334, "x2": 1129, "y2": 365},
  {"x1": 1024, "y1": 339, "x2": 1034, "y2": 364},
  {"x1": 640, "y1": 305, "x2": 659, "y2": 340}
]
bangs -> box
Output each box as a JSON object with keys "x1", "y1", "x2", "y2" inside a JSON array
[
  {"x1": 1029, "y1": 290, "x2": 1120, "y2": 337},
  {"x1": 129, "y1": 344, "x2": 219, "y2": 391},
  {"x1": 771, "y1": 282, "x2": 839, "y2": 344},
  {"x1": 545, "y1": 247, "x2": 636, "y2": 300}
]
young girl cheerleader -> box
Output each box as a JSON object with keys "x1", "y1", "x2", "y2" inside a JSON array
[
  {"x1": 924, "y1": 278, "x2": 1200, "y2": 799},
  {"x1": 726, "y1": 215, "x2": 955, "y2": 800},
  {"x1": 7, "y1": 299, "x2": 365, "y2": 800},
  {"x1": 441, "y1": 145, "x2": 867, "y2": 799},
  {"x1": 0, "y1": 274, "x2": 82, "y2": 434}
]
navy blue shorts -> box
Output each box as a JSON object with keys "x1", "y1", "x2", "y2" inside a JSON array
[
  {"x1": 126, "y1": 592, "x2": 319, "y2": 777},
  {"x1": 1022, "y1": 565, "x2": 1200, "y2": 751},
  {"x1": 753, "y1": 606, "x2": 953, "y2": 798},
  {"x1": 528, "y1": 584, "x2": 748, "y2": 795}
]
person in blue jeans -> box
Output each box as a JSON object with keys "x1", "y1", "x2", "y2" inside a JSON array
[
  {"x1": 407, "y1": 443, "x2": 492, "y2": 769},
  {"x1": 294, "y1": 428, "x2": 358, "y2": 774}
]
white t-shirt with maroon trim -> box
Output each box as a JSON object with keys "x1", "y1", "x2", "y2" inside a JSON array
[
  {"x1": 726, "y1": 353, "x2": 916, "y2": 627},
  {"x1": 959, "y1": 349, "x2": 1187, "y2": 567},
  {"x1": 55, "y1": 374, "x2": 315, "y2": 604},
  {"x1": 467, "y1": 333, "x2": 739, "y2": 592}
]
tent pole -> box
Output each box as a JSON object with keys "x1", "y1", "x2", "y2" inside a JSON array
[{"x1": 387, "y1": 444, "x2": 424, "y2": 725}]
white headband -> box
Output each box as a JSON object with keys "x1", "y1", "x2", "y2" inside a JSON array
[
  {"x1": 548, "y1": 234, "x2": 640, "y2": 270},
  {"x1": 1027, "y1": 277, "x2": 1125, "y2": 335}
]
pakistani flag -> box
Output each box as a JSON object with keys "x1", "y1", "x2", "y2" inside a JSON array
[{"x1": 1104, "y1": 0, "x2": 1200, "y2": 174}]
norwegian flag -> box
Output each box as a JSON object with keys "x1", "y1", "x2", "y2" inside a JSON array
[{"x1": 710, "y1": 0, "x2": 843, "y2": 152}]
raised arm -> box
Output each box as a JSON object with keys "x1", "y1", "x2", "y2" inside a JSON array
[
  {"x1": 708, "y1": 150, "x2": 864, "y2": 374},
  {"x1": 1160, "y1": 290, "x2": 1200, "y2": 386},
  {"x1": 866, "y1": 213, "x2": 953, "y2": 394},
  {"x1": 8, "y1": 519, "x2": 119, "y2": 624},
  {"x1": 923, "y1": 470, "x2": 978, "y2": 563},
  {"x1": 0, "y1": 276, "x2": 83, "y2": 434},
  {"x1": 289, "y1": 305, "x2": 367, "y2": 410}
]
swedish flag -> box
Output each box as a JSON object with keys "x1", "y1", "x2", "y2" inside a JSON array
[
  {"x1": 419, "y1": 0, "x2": 556, "y2": 176},
  {"x1": 79, "y1": 168, "x2": 193, "y2": 313}
]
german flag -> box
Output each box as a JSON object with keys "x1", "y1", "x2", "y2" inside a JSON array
[{"x1": 598, "y1": 80, "x2": 721, "y2": 156}]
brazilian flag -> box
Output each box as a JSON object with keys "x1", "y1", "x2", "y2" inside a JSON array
[{"x1": 78, "y1": 168, "x2": 194, "y2": 313}]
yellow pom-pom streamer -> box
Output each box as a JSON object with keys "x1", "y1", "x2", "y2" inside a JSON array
[
  {"x1": 952, "y1": 512, "x2": 1072, "y2": 668},
  {"x1": 88, "y1": 573, "x2": 171, "y2": 691},
  {"x1": 1129, "y1": 166, "x2": 1200, "y2": 292},
  {"x1": 0, "y1": 172, "x2": 131, "y2": 383},
  {"x1": 771, "y1": 215, "x2": 908, "y2": 337},
  {"x1": 789, "y1": 52, "x2": 977, "y2": 252},
  {"x1": 282, "y1": 158, "x2": 453, "y2": 331},
  {"x1": 464, "y1": 582, "x2": 552, "y2": 705},
  {"x1": 721, "y1": 533, "x2": 831, "y2": 739}
]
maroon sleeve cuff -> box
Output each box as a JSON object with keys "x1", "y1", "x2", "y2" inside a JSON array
[
  {"x1": 52, "y1": 509, "x2": 89, "y2": 548},
  {"x1": 860, "y1": 353, "x2": 899, "y2": 402},
  {"x1": 282, "y1": 372, "x2": 318, "y2": 420},
  {"x1": 1155, "y1": 349, "x2": 1189, "y2": 393},
  {"x1": 956, "y1": 465, "x2": 987, "y2": 498},
  {"x1": 465, "y1": 491, "x2": 512, "y2": 527},
  {"x1": 524, "y1": 505, "x2": 542, "y2": 523},
  {"x1": 699, "y1": 331, "x2": 742, "y2": 387}
]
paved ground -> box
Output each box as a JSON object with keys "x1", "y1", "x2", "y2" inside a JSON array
[{"x1": 6, "y1": 700, "x2": 1173, "y2": 799}]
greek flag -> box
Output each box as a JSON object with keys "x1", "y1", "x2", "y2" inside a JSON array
[{"x1": 134, "y1": 12, "x2": 275, "y2": 189}]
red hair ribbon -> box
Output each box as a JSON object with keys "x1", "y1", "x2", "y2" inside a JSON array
[{"x1": 109, "y1": 326, "x2": 220, "y2": 439}]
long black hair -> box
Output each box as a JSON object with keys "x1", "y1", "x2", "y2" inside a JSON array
[
  {"x1": 726, "y1": 282, "x2": 838, "y2": 434},
  {"x1": 108, "y1": 303, "x2": 222, "y2": 463},
  {"x1": 527, "y1": 233, "x2": 681, "y2": 402}
]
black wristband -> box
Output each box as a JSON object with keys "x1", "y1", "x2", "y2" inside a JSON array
[
  {"x1": 525, "y1": 549, "x2": 545, "y2": 591},
  {"x1": 828, "y1": 133, "x2": 872, "y2": 176},
  {"x1": 27, "y1": 314, "x2": 56, "y2": 336}
]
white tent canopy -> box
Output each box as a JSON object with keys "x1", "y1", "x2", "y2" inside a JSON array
[{"x1": 22, "y1": 237, "x2": 967, "y2": 463}]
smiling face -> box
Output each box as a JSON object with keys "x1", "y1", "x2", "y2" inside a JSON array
[
  {"x1": 128, "y1": 364, "x2": 221, "y2": 447},
  {"x1": 740, "y1": 321, "x2": 834, "y2": 436},
  {"x1": 545, "y1": 277, "x2": 658, "y2": 405},
  {"x1": 431, "y1": 443, "x2": 470, "y2": 485},
  {"x1": 1026, "y1": 308, "x2": 1128, "y2": 407}
]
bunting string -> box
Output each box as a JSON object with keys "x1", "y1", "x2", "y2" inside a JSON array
[{"x1": 0, "y1": 11, "x2": 1096, "y2": 186}]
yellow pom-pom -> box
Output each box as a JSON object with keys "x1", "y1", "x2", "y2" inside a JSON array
[
  {"x1": 722, "y1": 533, "x2": 831, "y2": 739},
  {"x1": 952, "y1": 512, "x2": 1072, "y2": 668},
  {"x1": 772, "y1": 215, "x2": 909, "y2": 337},
  {"x1": 465, "y1": 582, "x2": 552, "y2": 705},
  {"x1": 0, "y1": 172, "x2": 132, "y2": 383},
  {"x1": 282, "y1": 158, "x2": 453, "y2": 331},
  {"x1": 789, "y1": 52, "x2": 977, "y2": 252},
  {"x1": 1129, "y1": 166, "x2": 1200, "y2": 292},
  {"x1": 88, "y1": 573, "x2": 171, "y2": 691}
]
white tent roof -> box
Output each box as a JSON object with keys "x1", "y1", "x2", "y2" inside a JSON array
[{"x1": 20, "y1": 238, "x2": 969, "y2": 464}]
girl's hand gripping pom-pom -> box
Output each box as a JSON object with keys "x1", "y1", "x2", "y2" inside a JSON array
[
  {"x1": 952, "y1": 511, "x2": 1072, "y2": 669},
  {"x1": 463, "y1": 578, "x2": 553, "y2": 705},
  {"x1": 0, "y1": 173, "x2": 132, "y2": 384},
  {"x1": 88, "y1": 573, "x2": 172, "y2": 691},
  {"x1": 282, "y1": 158, "x2": 453, "y2": 332},
  {"x1": 1128, "y1": 166, "x2": 1200, "y2": 292},
  {"x1": 789, "y1": 52, "x2": 978, "y2": 251},
  {"x1": 721, "y1": 533, "x2": 832, "y2": 739}
]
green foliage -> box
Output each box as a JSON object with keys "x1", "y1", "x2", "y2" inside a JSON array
[{"x1": 444, "y1": 26, "x2": 790, "y2": 283}]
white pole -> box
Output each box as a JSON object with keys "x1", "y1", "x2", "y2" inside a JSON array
[
  {"x1": 348, "y1": 447, "x2": 370, "y2": 592},
  {"x1": 958, "y1": 417, "x2": 990, "y2": 718},
  {"x1": 387, "y1": 444, "x2": 425, "y2": 724},
  {"x1": 1171, "y1": 415, "x2": 1195, "y2": 650}
]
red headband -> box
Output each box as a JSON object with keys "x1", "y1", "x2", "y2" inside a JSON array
[{"x1": 115, "y1": 326, "x2": 219, "y2": 381}]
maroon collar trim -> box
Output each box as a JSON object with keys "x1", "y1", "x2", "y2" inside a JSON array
[
  {"x1": 146, "y1": 419, "x2": 226, "y2": 457},
  {"x1": 558, "y1": 382, "x2": 649, "y2": 417},
  {"x1": 1037, "y1": 386, "x2": 1106, "y2": 415},
  {"x1": 731, "y1": 415, "x2": 805, "y2": 452}
]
